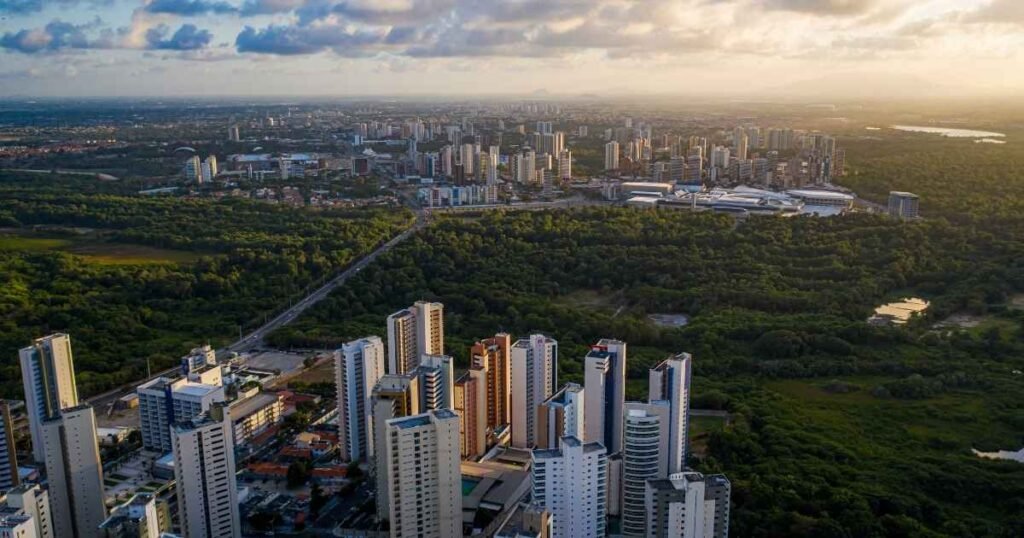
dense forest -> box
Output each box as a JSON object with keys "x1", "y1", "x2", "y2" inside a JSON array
[
  {"x1": 268, "y1": 203, "x2": 1024, "y2": 536},
  {"x1": 0, "y1": 173, "x2": 414, "y2": 398}
]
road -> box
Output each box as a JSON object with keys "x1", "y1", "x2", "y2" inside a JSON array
[{"x1": 86, "y1": 214, "x2": 424, "y2": 411}]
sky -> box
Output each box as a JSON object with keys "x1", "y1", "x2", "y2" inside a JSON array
[{"x1": 0, "y1": 0, "x2": 1022, "y2": 98}]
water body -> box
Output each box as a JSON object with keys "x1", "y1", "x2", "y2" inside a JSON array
[
  {"x1": 891, "y1": 125, "x2": 1006, "y2": 138},
  {"x1": 975, "y1": 138, "x2": 1007, "y2": 145},
  {"x1": 973, "y1": 447, "x2": 1024, "y2": 464}
]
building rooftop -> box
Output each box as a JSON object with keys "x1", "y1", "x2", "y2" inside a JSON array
[{"x1": 229, "y1": 392, "x2": 281, "y2": 419}]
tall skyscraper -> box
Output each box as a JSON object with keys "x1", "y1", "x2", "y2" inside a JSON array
[
  {"x1": 472, "y1": 333, "x2": 512, "y2": 439},
  {"x1": 510, "y1": 335, "x2": 558, "y2": 448},
  {"x1": 386, "y1": 301, "x2": 444, "y2": 375},
  {"x1": 172, "y1": 406, "x2": 241, "y2": 538},
  {"x1": 335, "y1": 336, "x2": 386, "y2": 462},
  {"x1": 460, "y1": 143, "x2": 475, "y2": 176},
  {"x1": 649, "y1": 353, "x2": 692, "y2": 474},
  {"x1": 531, "y1": 436, "x2": 607, "y2": 538},
  {"x1": 371, "y1": 374, "x2": 421, "y2": 518},
  {"x1": 19, "y1": 333, "x2": 78, "y2": 462},
  {"x1": 734, "y1": 132, "x2": 749, "y2": 161},
  {"x1": 0, "y1": 514, "x2": 34, "y2": 537},
  {"x1": 41, "y1": 404, "x2": 106, "y2": 538},
  {"x1": 605, "y1": 141, "x2": 620, "y2": 171},
  {"x1": 888, "y1": 191, "x2": 920, "y2": 219},
  {"x1": 486, "y1": 146, "x2": 500, "y2": 185},
  {"x1": 0, "y1": 401, "x2": 18, "y2": 491},
  {"x1": 536, "y1": 121, "x2": 553, "y2": 135},
  {"x1": 137, "y1": 377, "x2": 225, "y2": 453},
  {"x1": 381, "y1": 410, "x2": 462, "y2": 538},
  {"x1": 537, "y1": 383, "x2": 584, "y2": 450},
  {"x1": 416, "y1": 354, "x2": 454, "y2": 412},
  {"x1": 583, "y1": 339, "x2": 626, "y2": 455},
  {"x1": 515, "y1": 148, "x2": 537, "y2": 184},
  {"x1": 557, "y1": 149, "x2": 572, "y2": 180},
  {"x1": 454, "y1": 367, "x2": 487, "y2": 459},
  {"x1": 621, "y1": 402, "x2": 671, "y2": 537},
  {"x1": 0, "y1": 484, "x2": 53, "y2": 538},
  {"x1": 645, "y1": 472, "x2": 731, "y2": 538}
]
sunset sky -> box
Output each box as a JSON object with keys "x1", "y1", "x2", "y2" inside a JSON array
[{"x1": 1, "y1": 0, "x2": 1021, "y2": 98}]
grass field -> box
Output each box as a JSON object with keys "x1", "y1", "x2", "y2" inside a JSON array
[{"x1": 0, "y1": 232, "x2": 198, "y2": 265}]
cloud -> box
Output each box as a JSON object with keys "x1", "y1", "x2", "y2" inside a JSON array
[
  {"x1": 239, "y1": 0, "x2": 306, "y2": 16},
  {"x1": 759, "y1": 0, "x2": 879, "y2": 16},
  {"x1": 0, "y1": 0, "x2": 108, "y2": 15},
  {"x1": 235, "y1": 22, "x2": 386, "y2": 55},
  {"x1": 146, "y1": 23, "x2": 214, "y2": 50},
  {"x1": 0, "y1": 20, "x2": 107, "y2": 52},
  {"x1": 144, "y1": 0, "x2": 238, "y2": 15},
  {"x1": 964, "y1": 0, "x2": 1024, "y2": 25}
]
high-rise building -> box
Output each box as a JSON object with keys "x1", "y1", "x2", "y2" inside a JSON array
[
  {"x1": 335, "y1": 336, "x2": 386, "y2": 462},
  {"x1": 734, "y1": 132, "x2": 748, "y2": 161},
  {"x1": 514, "y1": 148, "x2": 537, "y2": 184},
  {"x1": 386, "y1": 301, "x2": 444, "y2": 375},
  {"x1": 41, "y1": 404, "x2": 107, "y2": 538},
  {"x1": 487, "y1": 146, "x2": 500, "y2": 185},
  {"x1": 381, "y1": 410, "x2": 462, "y2": 538},
  {"x1": 888, "y1": 191, "x2": 919, "y2": 219},
  {"x1": 537, "y1": 383, "x2": 584, "y2": 450},
  {"x1": 531, "y1": 436, "x2": 607, "y2": 538},
  {"x1": 454, "y1": 368, "x2": 487, "y2": 459},
  {"x1": 184, "y1": 155, "x2": 201, "y2": 182},
  {"x1": 583, "y1": 339, "x2": 626, "y2": 454},
  {"x1": 201, "y1": 155, "x2": 218, "y2": 183},
  {"x1": 745, "y1": 126, "x2": 761, "y2": 149},
  {"x1": 536, "y1": 121, "x2": 553, "y2": 135},
  {"x1": 180, "y1": 344, "x2": 216, "y2": 376},
  {"x1": 0, "y1": 514, "x2": 34, "y2": 537},
  {"x1": 767, "y1": 128, "x2": 794, "y2": 151},
  {"x1": 137, "y1": 377, "x2": 225, "y2": 453},
  {"x1": 371, "y1": 374, "x2": 421, "y2": 517},
  {"x1": 649, "y1": 353, "x2": 692, "y2": 474},
  {"x1": 416, "y1": 354, "x2": 454, "y2": 411},
  {"x1": 0, "y1": 401, "x2": 18, "y2": 491},
  {"x1": 19, "y1": 333, "x2": 78, "y2": 462},
  {"x1": 645, "y1": 472, "x2": 731, "y2": 538},
  {"x1": 99, "y1": 493, "x2": 162, "y2": 538},
  {"x1": 472, "y1": 334, "x2": 512, "y2": 439},
  {"x1": 228, "y1": 125, "x2": 240, "y2": 142},
  {"x1": 172, "y1": 406, "x2": 241, "y2": 538},
  {"x1": 510, "y1": 335, "x2": 558, "y2": 448},
  {"x1": 605, "y1": 141, "x2": 620, "y2": 171},
  {"x1": 460, "y1": 143, "x2": 476, "y2": 177},
  {"x1": 551, "y1": 132, "x2": 565, "y2": 157},
  {"x1": 557, "y1": 149, "x2": 572, "y2": 181},
  {"x1": 621, "y1": 402, "x2": 671, "y2": 537},
  {"x1": 0, "y1": 484, "x2": 53, "y2": 538}
]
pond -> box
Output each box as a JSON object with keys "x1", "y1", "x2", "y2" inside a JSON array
[
  {"x1": 648, "y1": 313, "x2": 689, "y2": 328},
  {"x1": 973, "y1": 448, "x2": 1024, "y2": 464},
  {"x1": 891, "y1": 125, "x2": 1006, "y2": 138}
]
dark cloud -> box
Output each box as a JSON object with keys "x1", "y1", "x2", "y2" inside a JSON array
[
  {"x1": 146, "y1": 24, "x2": 214, "y2": 50},
  {"x1": 0, "y1": 19, "x2": 102, "y2": 52},
  {"x1": 235, "y1": 23, "x2": 385, "y2": 55},
  {"x1": 0, "y1": 0, "x2": 108, "y2": 15},
  {"x1": 964, "y1": 0, "x2": 1024, "y2": 25},
  {"x1": 145, "y1": 0, "x2": 238, "y2": 15},
  {"x1": 760, "y1": 0, "x2": 878, "y2": 16},
  {"x1": 239, "y1": 0, "x2": 305, "y2": 16}
]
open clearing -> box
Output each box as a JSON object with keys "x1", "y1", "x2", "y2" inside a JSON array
[{"x1": 0, "y1": 231, "x2": 198, "y2": 265}]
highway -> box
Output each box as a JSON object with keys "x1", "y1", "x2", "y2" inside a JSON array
[{"x1": 86, "y1": 214, "x2": 424, "y2": 410}]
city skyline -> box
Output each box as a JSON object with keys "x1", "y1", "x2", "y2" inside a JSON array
[{"x1": 1, "y1": 0, "x2": 1023, "y2": 98}]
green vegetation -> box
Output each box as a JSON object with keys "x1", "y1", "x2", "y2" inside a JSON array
[
  {"x1": 0, "y1": 173, "x2": 413, "y2": 399},
  {"x1": 270, "y1": 206, "x2": 1024, "y2": 537}
]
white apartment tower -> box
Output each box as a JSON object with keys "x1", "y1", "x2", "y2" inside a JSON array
[
  {"x1": 336, "y1": 336, "x2": 386, "y2": 462},
  {"x1": 19, "y1": 333, "x2": 78, "y2": 462},
  {"x1": 40, "y1": 404, "x2": 106, "y2": 538},
  {"x1": 0, "y1": 484, "x2": 53, "y2": 538},
  {"x1": 0, "y1": 402, "x2": 18, "y2": 492},
  {"x1": 537, "y1": 383, "x2": 584, "y2": 450},
  {"x1": 0, "y1": 514, "x2": 35, "y2": 538},
  {"x1": 137, "y1": 376, "x2": 225, "y2": 453},
  {"x1": 386, "y1": 301, "x2": 444, "y2": 375},
  {"x1": 172, "y1": 407, "x2": 241, "y2": 538},
  {"x1": 649, "y1": 353, "x2": 692, "y2": 473},
  {"x1": 621, "y1": 401, "x2": 671, "y2": 537},
  {"x1": 382, "y1": 410, "x2": 462, "y2": 538},
  {"x1": 605, "y1": 141, "x2": 620, "y2": 171},
  {"x1": 557, "y1": 149, "x2": 572, "y2": 180},
  {"x1": 531, "y1": 436, "x2": 608, "y2": 538},
  {"x1": 510, "y1": 335, "x2": 558, "y2": 448},
  {"x1": 645, "y1": 472, "x2": 731, "y2": 538},
  {"x1": 417, "y1": 354, "x2": 455, "y2": 412},
  {"x1": 583, "y1": 339, "x2": 626, "y2": 454}
]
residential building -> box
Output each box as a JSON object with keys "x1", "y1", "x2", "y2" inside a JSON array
[
  {"x1": 228, "y1": 391, "x2": 284, "y2": 445},
  {"x1": 137, "y1": 377, "x2": 225, "y2": 453},
  {"x1": 454, "y1": 368, "x2": 487, "y2": 459},
  {"x1": 605, "y1": 141, "x2": 620, "y2": 171},
  {"x1": 621, "y1": 402, "x2": 671, "y2": 537},
  {"x1": 888, "y1": 191, "x2": 920, "y2": 219},
  {"x1": 19, "y1": 334, "x2": 78, "y2": 463},
  {"x1": 460, "y1": 143, "x2": 475, "y2": 177},
  {"x1": 583, "y1": 339, "x2": 626, "y2": 454},
  {"x1": 98, "y1": 493, "x2": 161, "y2": 538},
  {"x1": 180, "y1": 345, "x2": 216, "y2": 376},
  {"x1": 371, "y1": 374, "x2": 421, "y2": 517},
  {"x1": 494, "y1": 502, "x2": 552, "y2": 538},
  {"x1": 649, "y1": 353, "x2": 692, "y2": 474},
  {"x1": 0, "y1": 484, "x2": 52, "y2": 538},
  {"x1": 172, "y1": 406, "x2": 241, "y2": 538},
  {"x1": 514, "y1": 148, "x2": 537, "y2": 184},
  {"x1": 0, "y1": 402, "x2": 18, "y2": 491},
  {"x1": 510, "y1": 335, "x2": 558, "y2": 448},
  {"x1": 335, "y1": 337, "x2": 386, "y2": 461},
  {"x1": 645, "y1": 472, "x2": 731, "y2": 538},
  {"x1": 386, "y1": 301, "x2": 444, "y2": 375},
  {"x1": 381, "y1": 410, "x2": 462, "y2": 538},
  {"x1": 41, "y1": 404, "x2": 106, "y2": 538},
  {"x1": 416, "y1": 354, "x2": 455, "y2": 412},
  {"x1": 471, "y1": 333, "x2": 512, "y2": 438},
  {"x1": 537, "y1": 383, "x2": 584, "y2": 450},
  {"x1": 734, "y1": 132, "x2": 748, "y2": 161},
  {"x1": 557, "y1": 149, "x2": 572, "y2": 180},
  {"x1": 0, "y1": 514, "x2": 34, "y2": 538},
  {"x1": 531, "y1": 436, "x2": 607, "y2": 538}
]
